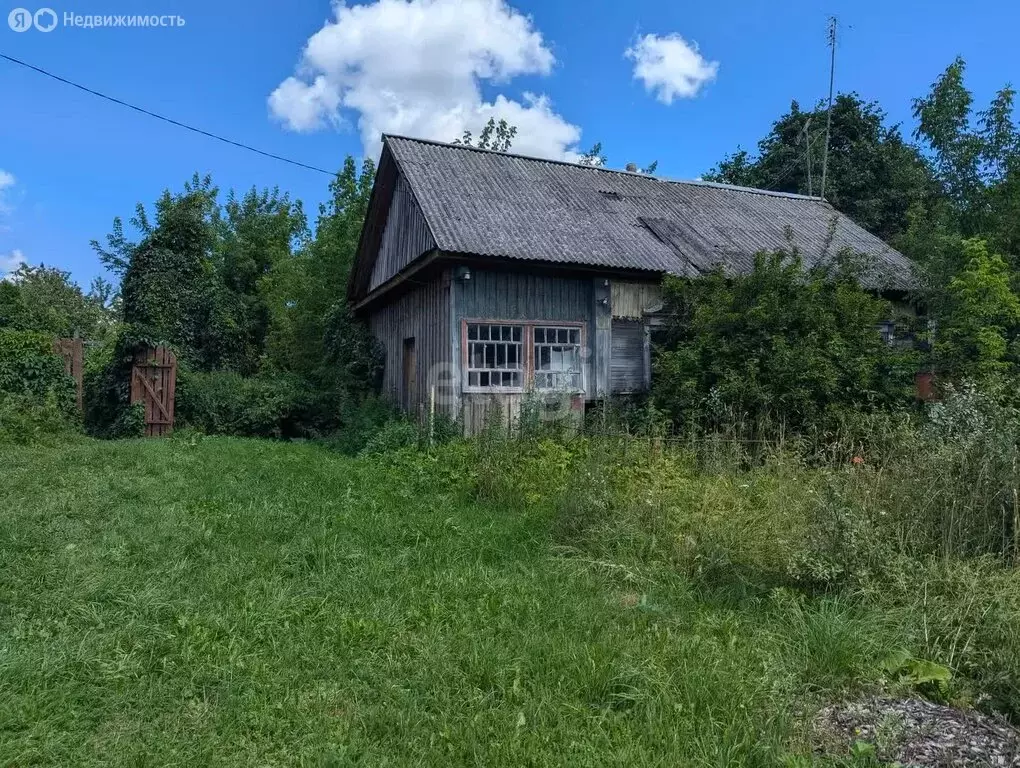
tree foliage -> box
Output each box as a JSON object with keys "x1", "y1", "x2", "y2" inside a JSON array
[
  {"x1": 706, "y1": 94, "x2": 935, "y2": 241},
  {"x1": 911, "y1": 57, "x2": 1020, "y2": 257},
  {"x1": 263, "y1": 156, "x2": 377, "y2": 389},
  {"x1": 653, "y1": 251, "x2": 917, "y2": 431},
  {"x1": 85, "y1": 158, "x2": 378, "y2": 437},
  {"x1": 0, "y1": 264, "x2": 114, "y2": 339},
  {"x1": 933, "y1": 238, "x2": 1020, "y2": 379},
  {"x1": 454, "y1": 118, "x2": 518, "y2": 152}
]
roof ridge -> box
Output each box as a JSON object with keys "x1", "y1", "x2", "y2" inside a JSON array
[{"x1": 381, "y1": 133, "x2": 827, "y2": 203}]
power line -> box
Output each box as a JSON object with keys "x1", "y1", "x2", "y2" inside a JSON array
[{"x1": 0, "y1": 52, "x2": 337, "y2": 177}]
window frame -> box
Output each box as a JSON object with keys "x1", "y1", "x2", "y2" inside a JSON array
[
  {"x1": 461, "y1": 319, "x2": 586, "y2": 394},
  {"x1": 463, "y1": 321, "x2": 525, "y2": 392}
]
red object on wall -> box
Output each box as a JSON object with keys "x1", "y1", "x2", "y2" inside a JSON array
[{"x1": 915, "y1": 372, "x2": 939, "y2": 402}]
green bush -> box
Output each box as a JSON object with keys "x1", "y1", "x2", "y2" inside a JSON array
[
  {"x1": 0, "y1": 393, "x2": 77, "y2": 444},
  {"x1": 175, "y1": 368, "x2": 340, "y2": 439},
  {"x1": 82, "y1": 327, "x2": 151, "y2": 438},
  {"x1": 0, "y1": 330, "x2": 78, "y2": 441},
  {"x1": 653, "y1": 250, "x2": 919, "y2": 433},
  {"x1": 0, "y1": 330, "x2": 76, "y2": 409},
  {"x1": 318, "y1": 395, "x2": 400, "y2": 454}
]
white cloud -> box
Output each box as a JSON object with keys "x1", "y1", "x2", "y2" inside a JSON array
[
  {"x1": 625, "y1": 33, "x2": 718, "y2": 104},
  {"x1": 0, "y1": 249, "x2": 26, "y2": 279},
  {"x1": 0, "y1": 169, "x2": 14, "y2": 215},
  {"x1": 268, "y1": 0, "x2": 582, "y2": 160}
]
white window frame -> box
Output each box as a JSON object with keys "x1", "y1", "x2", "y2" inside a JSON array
[
  {"x1": 461, "y1": 319, "x2": 586, "y2": 394},
  {"x1": 532, "y1": 325, "x2": 583, "y2": 392},
  {"x1": 464, "y1": 322, "x2": 525, "y2": 393}
]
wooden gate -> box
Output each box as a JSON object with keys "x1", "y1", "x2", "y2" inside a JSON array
[
  {"x1": 130, "y1": 345, "x2": 177, "y2": 437},
  {"x1": 53, "y1": 337, "x2": 84, "y2": 411}
]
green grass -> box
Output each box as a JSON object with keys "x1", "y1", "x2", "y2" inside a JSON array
[{"x1": 0, "y1": 436, "x2": 1015, "y2": 766}]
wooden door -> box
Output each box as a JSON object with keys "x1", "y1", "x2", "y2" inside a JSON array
[{"x1": 130, "y1": 345, "x2": 177, "y2": 437}]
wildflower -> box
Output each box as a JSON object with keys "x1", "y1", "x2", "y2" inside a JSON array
[{"x1": 851, "y1": 456, "x2": 864, "y2": 465}]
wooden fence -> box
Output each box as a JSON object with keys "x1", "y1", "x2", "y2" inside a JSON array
[
  {"x1": 53, "y1": 337, "x2": 84, "y2": 411},
  {"x1": 130, "y1": 345, "x2": 177, "y2": 437}
]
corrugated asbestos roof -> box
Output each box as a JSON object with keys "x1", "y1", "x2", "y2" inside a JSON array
[{"x1": 383, "y1": 135, "x2": 915, "y2": 291}]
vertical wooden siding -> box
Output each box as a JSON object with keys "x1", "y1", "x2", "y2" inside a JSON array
[
  {"x1": 456, "y1": 268, "x2": 594, "y2": 322},
  {"x1": 454, "y1": 267, "x2": 595, "y2": 388},
  {"x1": 610, "y1": 281, "x2": 663, "y2": 319},
  {"x1": 369, "y1": 174, "x2": 437, "y2": 292},
  {"x1": 367, "y1": 270, "x2": 452, "y2": 418},
  {"x1": 454, "y1": 268, "x2": 596, "y2": 433}
]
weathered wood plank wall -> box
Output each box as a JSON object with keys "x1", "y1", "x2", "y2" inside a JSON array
[
  {"x1": 369, "y1": 174, "x2": 437, "y2": 292},
  {"x1": 367, "y1": 271, "x2": 453, "y2": 419},
  {"x1": 453, "y1": 268, "x2": 596, "y2": 433},
  {"x1": 610, "y1": 281, "x2": 663, "y2": 319}
]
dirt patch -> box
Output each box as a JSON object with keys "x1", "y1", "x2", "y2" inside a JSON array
[{"x1": 814, "y1": 696, "x2": 1020, "y2": 766}]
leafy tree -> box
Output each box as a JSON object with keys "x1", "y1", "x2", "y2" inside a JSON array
[
  {"x1": 933, "y1": 238, "x2": 1020, "y2": 379},
  {"x1": 211, "y1": 187, "x2": 307, "y2": 374},
  {"x1": 454, "y1": 118, "x2": 517, "y2": 152},
  {"x1": 118, "y1": 174, "x2": 220, "y2": 365},
  {"x1": 912, "y1": 57, "x2": 1019, "y2": 256},
  {"x1": 0, "y1": 263, "x2": 113, "y2": 339},
  {"x1": 264, "y1": 157, "x2": 376, "y2": 386},
  {"x1": 577, "y1": 143, "x2": 607, "y2": 167},
  {"x1": 653, "y1": 250, "x2": 916, "y2": 431},
  {"x1": 706, "y1": 95, "x2": 935, "y2": 241}
]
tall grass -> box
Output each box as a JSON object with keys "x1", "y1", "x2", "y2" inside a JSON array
[{"x1": 2, "y1": 388, "x2": 1019, "y2": 764}]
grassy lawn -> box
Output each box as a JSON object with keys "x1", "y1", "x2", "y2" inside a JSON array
[{"x1": 1, "y1": 436, "x2": 1016, "y2": 766}]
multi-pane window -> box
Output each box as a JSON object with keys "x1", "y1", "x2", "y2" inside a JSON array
[
  {"x1": 533, "y1": 326, "x2": 582, "y2": 391},
  {"x1": 464, "y1": 321, "x2": 585, "y2": 392},
  {"x1": 466, "y1": 323, "x2": 523, "y2": 388}
]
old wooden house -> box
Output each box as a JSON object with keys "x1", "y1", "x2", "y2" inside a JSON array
[{"x1": 349, "y1": 135, "x2": 913, "y2": 432}]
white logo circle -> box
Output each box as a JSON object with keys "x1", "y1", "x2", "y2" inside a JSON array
[
  {"x1": 33, "y1": 7, "x2": 57, "y2": 31},
  {"x1": 8, "y1": 7, "x2": 33, "y2": 31}
]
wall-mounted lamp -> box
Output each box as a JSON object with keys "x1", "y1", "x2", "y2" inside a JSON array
[{"x1": 455, "y1": 266, "x2": 472, "y2": 281}]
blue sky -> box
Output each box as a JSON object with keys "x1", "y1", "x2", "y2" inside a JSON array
[{"x1": 0, "y1": 0, "x2": 1016, "y2": 288}]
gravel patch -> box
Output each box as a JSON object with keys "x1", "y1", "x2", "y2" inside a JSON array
[{"x1": 814, "y1": 696, "x2": 1020, "y2": 766}]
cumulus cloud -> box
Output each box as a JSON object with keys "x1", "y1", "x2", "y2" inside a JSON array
[
  {"x1": 268, "y1": 0, "x2": 582, "y2": 160},
  {"x1": 625, "y1": 33, "x2": 718, "y2": 104},
  {"x1": 0, "y1": 249, "x2": 26, "y2": 279}
]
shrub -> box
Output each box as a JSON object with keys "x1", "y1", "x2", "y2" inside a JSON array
[
  {"x1": 0, "y1": 330, "x2": 78, "y2": 440},
  {"x1": 0, "y1": 330, "x2": 76, "y2": 410},
  {"x1": 319, "y1": 395, "x2": 400, "y2": 454},
  {"x1": 82, "y1": 327, "x2": 151, "y2": 438},
  {"x1": 931, "y1": 238, "x2": 1020, "y2": 380},
  {"x1": 175, "y1": 368, "x2": 340, "y2": 439},
  {"x1": 652, "y1": 250, "x2": 918, "y2": 434},
  {"x1": 0, "y1": 393, "x2": 77, "y2": 443}
]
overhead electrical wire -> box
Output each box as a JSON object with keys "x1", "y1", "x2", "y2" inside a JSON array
[{"x1": 0, "y1": 52, "x2": 337, "y2": 177}]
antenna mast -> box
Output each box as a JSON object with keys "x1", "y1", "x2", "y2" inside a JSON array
[{"x1": 820, "y1": 16, "x2": 837, "y2": 200}]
